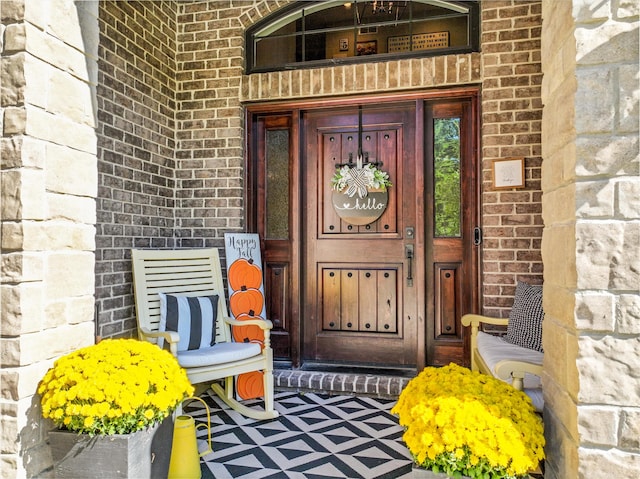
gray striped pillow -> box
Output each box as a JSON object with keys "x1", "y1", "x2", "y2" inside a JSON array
[{"x1": 158, "y1": 293, "x2": 219, "y2": 351}]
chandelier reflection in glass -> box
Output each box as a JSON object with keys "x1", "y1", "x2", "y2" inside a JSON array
[
  {"x1": 372, "y1": 1, "x2": 396, "y2": 14},
  {"x1": 355, "y1": 1, "x2": 408, "y2": 24}
]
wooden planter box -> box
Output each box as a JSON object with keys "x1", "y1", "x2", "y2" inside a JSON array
[{"x1": 49, "y1": 416, "x2": 173, "y2": 479}]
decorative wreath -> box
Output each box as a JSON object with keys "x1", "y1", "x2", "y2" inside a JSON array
[{"x1": 330, "y1": 160, "x2": 392, "y2": 199}]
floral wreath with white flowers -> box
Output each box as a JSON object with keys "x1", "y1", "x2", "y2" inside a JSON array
[{"x1": 330, "y1": 157, "x2": 392, "y2": 199}]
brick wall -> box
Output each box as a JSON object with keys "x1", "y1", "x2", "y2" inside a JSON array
[
  {"x1": 94, "y1": 0, "x2": 545, "y2": 338},
  {"x1": 192, "y1": 0, "x2": 543, "y2": 319},
  {"x1": 95, "y1": 0, "x2": 178, "y2": 338},
  {"x1": 173, "y1": 2, "x2": 246, "y2": 246},
  {"x1": 480, "y1": 1, "x2": 544, "y2": 317}
]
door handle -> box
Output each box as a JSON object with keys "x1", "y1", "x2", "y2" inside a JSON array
[{"x1": 405, "y1": 244, "x2": 414, "y2": 287}]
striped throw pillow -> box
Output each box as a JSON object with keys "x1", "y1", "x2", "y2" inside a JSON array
[{"x1": 158, "y1": 293, "x2": 219, "y2": 351}]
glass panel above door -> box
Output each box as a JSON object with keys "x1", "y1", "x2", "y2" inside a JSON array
[{"x1": 247, "y1": 1, "x2": 480, "y2": 73}]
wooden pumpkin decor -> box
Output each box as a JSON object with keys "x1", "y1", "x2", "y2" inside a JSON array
[
  {"x1": 236, "y1": 371, "x2": 264, "y2": 400},
  {"x1": 231, "y1": 311, "x2": 265, "y2": 346},
  {"x1": 229, "y1": 287, "x2": 264, "y2": 317},
  {"x1": 228, "y1": 258, "x2": 262, "y2": 291},
  {"x1": 225, "y1": 233, "x2": 270, "y2": 402}
]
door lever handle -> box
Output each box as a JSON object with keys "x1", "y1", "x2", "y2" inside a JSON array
[{"x1": 405, "y1": 244, "x2": 414, "y2": 287}]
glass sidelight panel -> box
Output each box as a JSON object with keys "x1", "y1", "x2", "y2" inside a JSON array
[
  {"x1": 433, "y1": 118, "x2": 461, "y2": 237},
  {"x1": 266, "y1": 129, "x2": 290, "y2": 239}
]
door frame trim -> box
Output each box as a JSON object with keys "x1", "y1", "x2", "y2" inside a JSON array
[{"x1": 245, "y1": 86, "x2": 481, "y2": 370}]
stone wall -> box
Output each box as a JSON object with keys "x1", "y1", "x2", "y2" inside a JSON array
[
  {"x1": 541, "y1": 0, "x2": 640, "y2": 477},
  {"x1": 0, "y1": 1, "x2": 99, "y2": 477}
]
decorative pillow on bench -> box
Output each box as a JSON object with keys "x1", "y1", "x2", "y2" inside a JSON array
[
  {"x1": 504, "y1": 281, "x2": 544, "y2": 352},
  {"x1": 158, "y1": 293, "x2": 219, "y2": 352}
]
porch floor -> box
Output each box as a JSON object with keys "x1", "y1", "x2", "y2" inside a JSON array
[
  {"x1": 186, "y1": 369, "x2": 544, "y2": 478},
  {"x1": 190, "y1": 388, "x2": 413, "y2": 478}
]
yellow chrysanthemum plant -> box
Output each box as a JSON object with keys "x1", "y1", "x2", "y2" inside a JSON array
[
  {"x1": 38, "y1": 339, "x2": 194, "y2": 436},
  {"x1": 391, "y1": 364, "x2": 545, "y2": 479}
]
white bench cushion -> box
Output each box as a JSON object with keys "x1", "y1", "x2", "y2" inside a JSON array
[
  {"x1": 177, "y1": 341, "x2": 261, "y2": 368},
  {"x1": 477, "y1": 331, "x2": 544, "y2": 411}
]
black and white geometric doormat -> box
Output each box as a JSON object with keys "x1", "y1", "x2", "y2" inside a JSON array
[{"x1": 184, "y1": 390, "x2": 414, "y2": 478}]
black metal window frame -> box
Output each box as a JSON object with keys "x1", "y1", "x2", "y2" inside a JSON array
[{"x1": 245, "y1": 1, "x2": 480, "y2": 74}]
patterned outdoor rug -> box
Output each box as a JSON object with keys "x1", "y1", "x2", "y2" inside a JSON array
[{"x1": 184, "y1": 390, "x2": 414, "y2": 478}]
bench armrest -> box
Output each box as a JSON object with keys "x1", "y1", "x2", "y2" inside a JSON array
[
  {"x1": 495, "y1": 359, "x2": 543, "y2": 390},
  {"x1": 461, "y1": 314, "x2": 509, "y2": 328},
  {"x1": 223, "y1": 316, "x2": 273, "y2": 330},
  {"x1": 139, "y1": 327, "x2": 180, "y2": 344},
  {"x1": 139, "y1": 327, "x2": 180, "y2": 356},
  {"x1": 222, "y1": 316, "x2": 274, "y2": 348},
  {"x1": 462, "y1": 314, "x2": 509, "y2": 372}
]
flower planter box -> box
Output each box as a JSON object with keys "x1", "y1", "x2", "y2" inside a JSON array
[
  {"x1": 49, "y1": 416, "x2": 173, "y2": 479},
  {"x1": 412, "y1": 466, "x2": 471, "y2": 478},
  {"x1": 412, "y1": 464, "x2": 540, "y2": 478}
]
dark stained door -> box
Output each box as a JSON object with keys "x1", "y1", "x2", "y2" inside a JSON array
[
  {"x1": 247, "y1": 92, "x2": 479, "y2": 370},
  {"x1": 302, "y1": 104, "x2": 420, "y2": 367}
]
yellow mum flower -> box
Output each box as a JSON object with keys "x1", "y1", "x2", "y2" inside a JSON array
[
  {"x1": 38, "y1": 339, "x2": 193, "y2": 436},
  {"x1": 392, "y1": 363, "x2": 544, "y2": 478}
]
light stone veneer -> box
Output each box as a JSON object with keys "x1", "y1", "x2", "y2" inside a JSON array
[
  {"x1": 541, "y1": 0, "x2": 640, "y2": 478},
  {"x1": 1, "y1": 1, "x2": 99, "y2": 478}
]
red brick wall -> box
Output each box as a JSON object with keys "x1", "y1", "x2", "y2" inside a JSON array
[{"x1": 480, "y1": 1, "x2": 543, "y2": 317}]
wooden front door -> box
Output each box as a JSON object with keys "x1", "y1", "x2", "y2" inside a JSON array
[
  {"x1": 302, "y1": 104, "x2": 419, "y2": 368},
  {"x1": 247, "y1": 91, "x2": 479, "y2": 371}
]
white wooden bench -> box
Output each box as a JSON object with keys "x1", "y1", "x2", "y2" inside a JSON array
[{"x1": 462, "y1": 314, "x2": 543, "y2": 412}]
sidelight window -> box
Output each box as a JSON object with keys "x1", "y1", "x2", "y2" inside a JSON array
[
  {"x1": 265, "y1": 129, "x2": 290, "y2": 240},
  {"x1": 246, "y1": 1, "x2": 480, "y2": 73},
  {"x1": 433, "y1": 117, "x2": 461, "y2": 237}
]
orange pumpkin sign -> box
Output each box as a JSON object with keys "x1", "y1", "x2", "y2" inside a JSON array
[
  {"x1": 225, "y1": 233, "x2": 270, "y2": 402},
  {"x1": 228, "y1": 258, "x2": 262, "y2": 291},
  {"x1": 229, "y1": 287, "x2": 264, "y2": 317},
  {"x1": 236, "y1": 371, "x2": 264, "y2": 400}
]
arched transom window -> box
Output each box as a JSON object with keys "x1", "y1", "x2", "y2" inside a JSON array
[{"x1": 246, "y1": 1, "x2": 479, "y2": 73}]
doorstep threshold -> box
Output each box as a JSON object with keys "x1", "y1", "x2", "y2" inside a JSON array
[{"x1": 273, "y1": 365, "x2": 415, "y2": 399}]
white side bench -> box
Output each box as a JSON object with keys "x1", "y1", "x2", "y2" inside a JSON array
[{"x1": 462, "y1": 314, "x2": 544, "y2": 412}]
